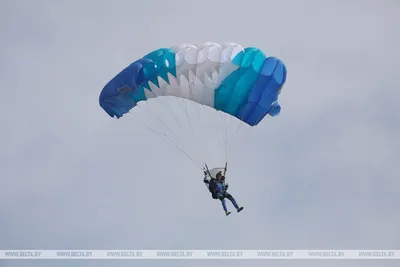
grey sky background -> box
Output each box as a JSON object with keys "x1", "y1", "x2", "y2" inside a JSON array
[{"x1": 1, "y1": 0, "x2": 399, "y2": 266}]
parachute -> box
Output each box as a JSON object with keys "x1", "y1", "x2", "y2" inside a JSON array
[{"x1": 99, "y1": 42, "x2": 287, "y2": 169}]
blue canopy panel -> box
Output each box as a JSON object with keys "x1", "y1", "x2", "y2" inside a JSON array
[
  {"x1": 99, "y1": 58, "x2": 154, "y2": 118},
  {"x1": 214, "y1": 48, "x2": 287, "y2": 126}
]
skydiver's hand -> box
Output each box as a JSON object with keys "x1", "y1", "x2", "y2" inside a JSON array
[{"x1": 225, "y1": 183, "x2": 229, "y2": 188}]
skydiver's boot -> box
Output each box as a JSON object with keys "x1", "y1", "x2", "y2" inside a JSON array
[
  {"x1": 237, "y1": 207, "x2": 243, "y2": 212},
  {"x1": 225, "y1": 211, "x2": 231, "y2": 216}
]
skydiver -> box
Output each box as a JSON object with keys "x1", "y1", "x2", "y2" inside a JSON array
[{"x1": 203, "y1": 170, "x2": 243, "y2": 216}]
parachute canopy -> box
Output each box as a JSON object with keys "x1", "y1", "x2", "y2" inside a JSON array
[{"x1": 99, "y1": 42, "x2": 287, "y2": 126}]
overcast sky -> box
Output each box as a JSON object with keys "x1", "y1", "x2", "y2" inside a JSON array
[{"x1": 1, "y1": 0, "x2": 399, "y2": 266}]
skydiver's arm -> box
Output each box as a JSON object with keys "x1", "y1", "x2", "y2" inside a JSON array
[
  {"x1": 203, "y1": 172, "x2": 210, "y2": 183},
  {"x1": 223, "y1": 162, "x2": 227, "y2": 176},
  {"x1": 204, "y1": 176, "x2": 214, "y2": 184}
]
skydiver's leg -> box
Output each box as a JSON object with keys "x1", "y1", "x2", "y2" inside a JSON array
[
  {"x1": 226, "y1": 193, "x2": 243, "y2": 212},
  {"x1": 219, "y1": 195, "x2": 231, "y2": 216},
  {"x1": 225, "y1": 193, "x2": 239, "y2": 209},
  {"x1": 220, "y1": 198, "x2": 227, "y2": 212}
]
